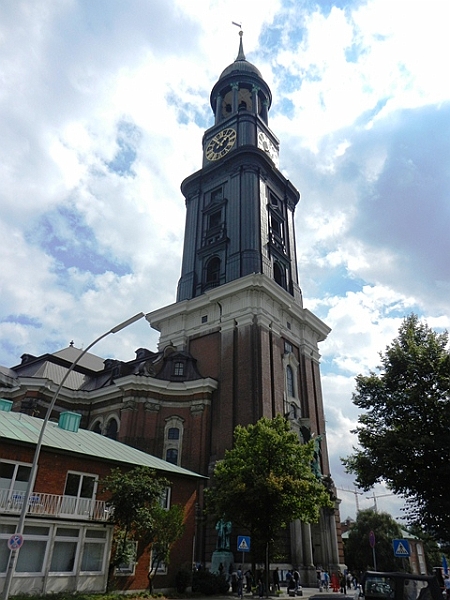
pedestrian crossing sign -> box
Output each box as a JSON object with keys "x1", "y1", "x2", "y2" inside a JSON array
[
  {"x1": 393, "y1": 539, "x2": 411, "y2": 557},
  {"x1": 237, "y1": 535, "x2": 251, "y2": 552}
]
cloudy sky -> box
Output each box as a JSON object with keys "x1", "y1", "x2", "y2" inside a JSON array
[{"x1": 1, "y1": 0, "x2": 449, "y2": 522}]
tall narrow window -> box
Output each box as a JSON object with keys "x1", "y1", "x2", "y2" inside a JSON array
[
  {"x1": 163, "y1": 417, "x2": 184, "y2": 466},
  {"x1": 286, "y1": 365, "x2": 294, "y2": 397},
  {"x1": 274, "y1": 262, "x2": 285, "y2": 288},
  {"x1": 206, "y1": 257, "x2": 221, "y2": 285},
  {"x1": 49, "y1": 528, "x2": 79, "y2": 573}
]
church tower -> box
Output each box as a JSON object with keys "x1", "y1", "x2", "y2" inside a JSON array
[
  {"x1": 147, "y1": 33, "x2": 343, "y2": 578},
  {"x1": 177, "y1": 31, "x2": 302, "y2": 304}
]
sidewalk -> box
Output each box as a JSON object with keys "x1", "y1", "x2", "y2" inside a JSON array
[{"x1": 200, "y1": 589, "x2": 355, "y2": 600}]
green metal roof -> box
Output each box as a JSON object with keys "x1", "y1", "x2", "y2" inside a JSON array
[{"x1": 0, "y1": 410, "x2": 205, "y2": 479}]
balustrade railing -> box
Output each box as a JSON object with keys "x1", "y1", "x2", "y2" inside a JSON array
[{"x1": 0, "y1": 488, "x2": 109, "y2": 521}]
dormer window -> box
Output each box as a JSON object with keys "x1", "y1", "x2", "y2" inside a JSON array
[{"x1": 173, "y1": 361, "x2": 184, "y2": 377}]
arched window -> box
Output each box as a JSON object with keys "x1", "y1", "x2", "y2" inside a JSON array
[
  {"x1": 286, "y1": 365, "x2": 294, "y2": 397},
  {"x1": 290, "y1": 403, "x2": 297, "y2": 419},
  {"x1": 92, "y1": 421, "x2": 102, "y2": 434},
  {"x1": 283, "y1": 350, "x2": 301, "y2": 422},
  {"x1": 105, "y1": 419, "x2": 118, "y2": 440},
  {"x1": 206, "y1": 257, "x2": 221, "y2": 285},
  {"x1": 274, "y1": 262, "x2": 285, "y2": 288}
]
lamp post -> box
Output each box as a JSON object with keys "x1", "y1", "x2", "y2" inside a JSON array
[{"x1": 2, "y1": 312, "x2": 146, "y2": 600}]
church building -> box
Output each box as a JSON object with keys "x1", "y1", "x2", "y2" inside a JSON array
[{"x1": 0, "y1": 33, "x2": 344, "y2": 585}]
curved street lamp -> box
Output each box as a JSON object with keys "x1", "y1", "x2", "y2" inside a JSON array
[{"x1": 2, "y1": 312, "x2": 146, "y2": 600}]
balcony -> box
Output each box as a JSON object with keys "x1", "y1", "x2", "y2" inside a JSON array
[{"x1": 0, "y1": 489, "x2": 109, "y2": 521}]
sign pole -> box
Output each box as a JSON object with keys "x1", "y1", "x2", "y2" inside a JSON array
[{"x1": 369, "y1": 531, "x2": 377, "y2": 570}]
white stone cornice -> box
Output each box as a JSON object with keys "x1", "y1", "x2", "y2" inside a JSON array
[
  {"x1": 115, "y1": 375, "x2": 218, "y2": 396},
  {"x1": 146, "y1": 273, "x2": 331, "y2": 351}
]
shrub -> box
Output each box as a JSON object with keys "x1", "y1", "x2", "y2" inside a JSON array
[
  {"x1": 192, "y1": 570, "x2": 229, "y2": 595},
  {"x1": 175, "y1": 567, "x2": 192, "y2": 593}
]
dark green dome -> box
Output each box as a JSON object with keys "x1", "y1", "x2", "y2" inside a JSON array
[{"x1": 218, "y1": 32, "x2": 263, "y2": 81}]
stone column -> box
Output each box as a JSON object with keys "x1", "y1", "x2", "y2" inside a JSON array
[{"x1": 231, "y1": 82, "x2": 239, "y2": 113}]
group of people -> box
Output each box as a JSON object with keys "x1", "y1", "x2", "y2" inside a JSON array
[
  {"x1": 229, "y1": 566, "x2": 302, "y2": 598},
  {"x1": 316, "y1": 567, "x2": 358, "y2": 593},
  {"x1": 227, "y1": 564, "x2": 362, "y2": 597},
  {"x1": 285, "y1": 569, "x2": 302, "y2": 595},
  {"x1": 228, "y1": 565, "x2": 265, "y2": 598}
]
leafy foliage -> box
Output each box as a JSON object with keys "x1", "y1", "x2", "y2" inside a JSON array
[
  {"x1": 344, "y1": 510, "x2": 407, "y2": 574},
  {"x1": 101, "y1": 465, "x2": 184, "y2": 585},
  {"x1": 102, "y1": 466, "x2": 169, "y2": 567},
  {"x1": 343, "y1": 315, "x2": 450, "y2": 545},
  {"x1": 192, "y1": 570, "x2": 230, "y2": 595},
  {"x1": 206, "y1": 415, "x2": 333, "y2": 562},
  {"x1": 147, "y1": 504, "x2": 185, "y2": 590}
]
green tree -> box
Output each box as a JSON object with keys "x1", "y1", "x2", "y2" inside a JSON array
[
  {"x1": 343, "y1": 315, "x2": 450, "y2": 546},
  {"x1": 101, "y1": 466, "x2": 184, "y2": 589},
  {"x1": 206, "y1": 415, "x2": 333, "y2": 590},
  {"x1": 344, "y1": 510, "x2": 407, "y2": 574},
  {"x1": 147, "y1": 504, "x2": 185, "y2": 592}
]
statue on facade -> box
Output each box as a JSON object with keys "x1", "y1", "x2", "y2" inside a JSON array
[{"x1": 312, "y1": 435, "x2": 322, "y2": 478}]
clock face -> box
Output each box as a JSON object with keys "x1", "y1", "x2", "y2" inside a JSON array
[
  {"x1": 257, "y1": 131, "x2": 279, "y2": 167},
  {"x1": 205, "y1": 128, "x2": 236, "y2": 161}
]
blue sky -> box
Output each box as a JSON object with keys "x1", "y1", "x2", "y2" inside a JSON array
[{"x1": 1, "y1": 0, "x2": 449, "y2": 522}]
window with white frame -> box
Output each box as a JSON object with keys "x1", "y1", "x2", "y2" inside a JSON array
[
  {"x1": 160, "y1": 486, "x2": 171, "y2": 510},
  {"x1": 163, "y1": 417, "x2": 184, "y2": 466},
  {"x1": 0, "y1": 460, "x2": 32, "y2": 505},
  {"x1": 115, "y1": 540, "x2": 138, "y2": 576},
  {"x1": 61, "y1": 472, "x2": 98, "y2": 517},
  {"x1": 49, "y1": 527, "x2": 79, "y2": 573},
  {"x1": 0, "y1": 524, "x2": 16, "y2": 573},
  {"x1": 0, "y1": 523, "x2": 109, "y2": 577},
  {"x1": 150, "y1": 550, "x2": 167, "y2": 575},
  {"x1": 16, "y1": 525, "x2": 50, "y2": 574},
  {"x1": 80, "y1": 529, "x2": 108, "y2": 573}
]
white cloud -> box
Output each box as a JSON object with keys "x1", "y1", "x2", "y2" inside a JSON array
[{"x1": 0, "y1": 0, "x2": 449, "y2": 523}]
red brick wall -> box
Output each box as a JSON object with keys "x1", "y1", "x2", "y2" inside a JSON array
[{"x1": 0, "y1": 440, "x2": 200, "y2": 592}]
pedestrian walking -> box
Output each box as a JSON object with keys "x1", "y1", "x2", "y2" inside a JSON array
[{"x1": 273, "y1": 567, "x2": 280, "y2": 592}]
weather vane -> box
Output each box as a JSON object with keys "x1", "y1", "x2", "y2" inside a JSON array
[{"x1": 232, "y1": 20, "x2": 242, "y2": 32}]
